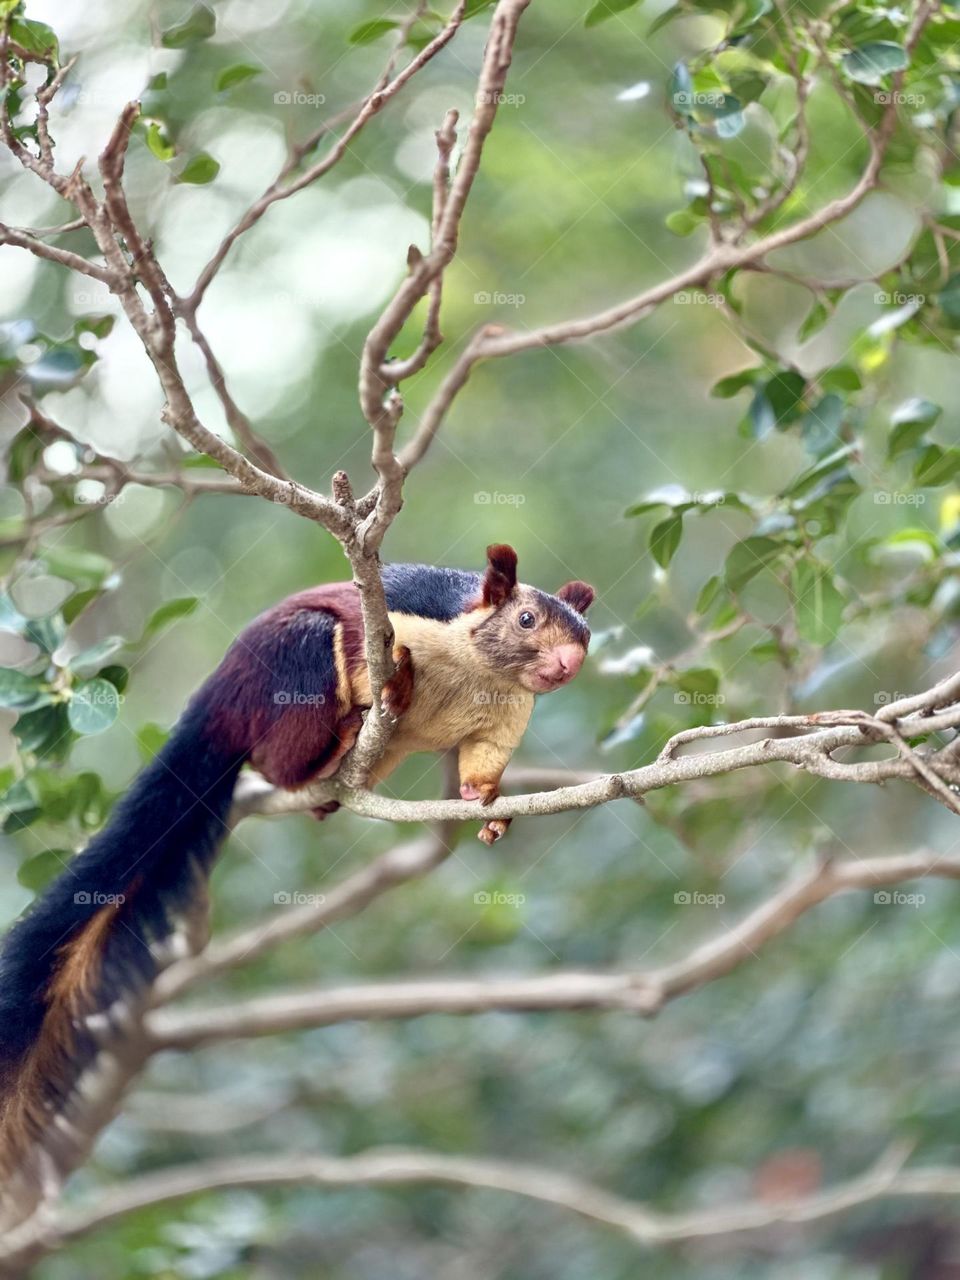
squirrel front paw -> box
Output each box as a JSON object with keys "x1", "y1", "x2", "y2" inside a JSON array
[{"x1": 382, "y1": 645, "x2": 414, "y2": 719}]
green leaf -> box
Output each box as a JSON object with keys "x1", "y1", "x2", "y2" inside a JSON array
[
  {"x1": 63, "y1": 588, "x2": 103, "y2": 625},
  {"x1": 215, "y1": 63, "x2": 261, "y2": 92},
  {"x1": 792, "y1": 562, "x2": 845, "y2": 645},
  {"x1": 144, "y1": 121, "x2": 176, "y2": 162},
  {"x1": 711, "y1": 368, "x2": 761, "y2": 398},
  {"x1": 13, "y1": 705, "x2": 71, "y2": 758},
  {"x1": 648, "y1": 4, "x2": 681, "y2": 35},
  {"x1": 766, "y1": 370, "x2": 806, "y2": 427},
  {"x1": 889, "y1": 399, "x2": 941, "y2": 459},
  {"x1": 670, "y1": 62, "x2": 693, "y2": 115},
  {"x1": 17, "y1": 848, "x2": 69, "y2": 892},
  {"x1": 70, "y1": 636, "x2": 126, "y2": 676},
  {"x1": 938, "y1": 274, "x2": 960, "y2": 325},
  {"x1": 348, "y1": 18, "x2": 399, "y2": 44},
  {"x1": 801, "y1": 394, "x2": 844, "y2": 457},
  {"x1": 24, "y1": 615, "x2": 64, "y2": 654},
  {"x1": 694, "y1": 575, "x2": 723, "y2": 615},
  {"x1": 585, "y1": 0, "x2": 642, "y2": 24},
  {"x1": 2, "y1": 778, "x2": 39, "y2": 833},
  {"x1": 782, "y1": 445, "x2": 856, "y2": 499},
  {"x1": 724, "y1": 536, "x2": 783, "y2": 592},
  {"x1": 665, "y1": 209, "x2": 701, "y2": 236},
  {"x1": 76, "y1": 314, "x2": 115, "y2": 340},
  {"x1": 142, "y1": 596, "x2": 200, "y2": 638},
  {"x1": 161, "y1": 4, "x2": 216, "y2": 48},
  {"x1": 914, "y1": 445, "x2": 960, "y2": 487},
  {"x1": 820, "y1": 365, "x2": 862, "y2": 393},
  {"x1": 9, "y1": 17, "x2": 59, "y2": 62},
  {"x1": 39, "y1": 547, "x2": 113, "y2": 588},
  {"x1": 68, "y1": 679, "x2": 119, "y2": 735},
  {"x1": 0, "y1": 668, "x2": 54, "y2": 711},
  {"x1": 674, "y1": 667, "x2": 719, "y2": 697},
  {"x1": 178, "y1": 152, "x2": 220, "y2": 185},
  {"x1": 841, "y1": 41, "x2": 909, "y2": 85},
  {"x1": 649, "y1": 513, "x2": 684, "y2": 568},
  {"x1": 98, "y1": 665, "x2": 129, "y2": 693},
  {"x1": 137, "y1": 721, "x2": 170, "y2": 761}
]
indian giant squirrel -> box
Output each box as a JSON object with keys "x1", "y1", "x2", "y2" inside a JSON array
[{"x1": 0, "y1": 543, "x2": 593, "y2": 1213}]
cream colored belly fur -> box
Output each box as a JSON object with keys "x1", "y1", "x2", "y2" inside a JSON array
[{"x1": 349, "y1": 609, "x2": 534, "y2": 789}]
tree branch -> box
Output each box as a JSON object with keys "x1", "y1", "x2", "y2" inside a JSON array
[
  {"x1": 28, "y1": 1141, "x2": 960, "y2": 1259},
  {"x1": 148, "y1": 846, "x2": 960, "y2": 1047}
]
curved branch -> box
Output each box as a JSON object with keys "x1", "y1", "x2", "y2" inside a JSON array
[
  {"x1": 32, "y1": 1142, "x2": 960, "y2": 1256},
  {"x1": 233, "y1": 674, "x2": 960, "y2": 826},
  {"x1": 148, "y1": 846, "x2": 960, "y2": 1047}
]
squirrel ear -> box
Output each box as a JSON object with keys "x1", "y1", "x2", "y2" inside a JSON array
[
  {"x1": 556, "y1": 580, "x2": 595, "y2": 615},
  {"x1": 482, "y1": 544, "x2": 518, "y2": 607}
]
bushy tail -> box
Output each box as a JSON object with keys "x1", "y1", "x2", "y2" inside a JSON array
[{"x1": 0, "y1": 690, "x2": 245, "y2": 1196}]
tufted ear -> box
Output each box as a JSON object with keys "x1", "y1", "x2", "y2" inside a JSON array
[
  {"x1": 556, "y1": 580, "x2": 595, "y2": 615},
  {"x1": 482, "y1": 544, "x2": 519, "y2": 608}
]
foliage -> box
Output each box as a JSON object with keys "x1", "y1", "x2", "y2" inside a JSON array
[{"x1": 1, "y1": 0, "x2": 959, "y2": 1275}]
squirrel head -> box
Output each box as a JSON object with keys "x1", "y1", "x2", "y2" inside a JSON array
[{"x1": 470, "y1": 544, "x2": 595, "y2": 694}]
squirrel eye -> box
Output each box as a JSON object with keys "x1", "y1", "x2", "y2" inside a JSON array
[{"x1": 518, "y1": 610, "x2": 536, "y2": 629}]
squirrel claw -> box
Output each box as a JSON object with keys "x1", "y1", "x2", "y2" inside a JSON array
[{"x1": 478, "y1": 817, "x2": 510, "y2": 844}]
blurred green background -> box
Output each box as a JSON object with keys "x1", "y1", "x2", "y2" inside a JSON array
[{"x1": 2, "y1": 0, "x2": 960, "y2": 1275}]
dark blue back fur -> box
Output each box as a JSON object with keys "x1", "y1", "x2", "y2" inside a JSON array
[
  {"x1": 382, "y1": 563, "x2": 480, "y2": 621},
  {"x1": 0, "y1": 684, "x2": 244, "y2": 1092}
]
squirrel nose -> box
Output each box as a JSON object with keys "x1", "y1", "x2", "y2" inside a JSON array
[{"x1": 548, "y1": 644, "x2": 584, "y2": 682}]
